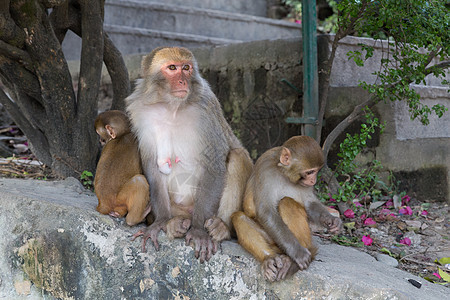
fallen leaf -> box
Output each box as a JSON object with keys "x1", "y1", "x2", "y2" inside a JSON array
[
  {"x1": 397, "y1": 221, "x2": 407, "y2": 231},
  {"x1": 344, "y1": 222, "x2": 356, "y2": 230},
  {"x1": 393, "y1": 195, "x2": 401, "y2": 209},
  {"x1": 436, "y1": 257, "x2": 450, "y2": 266},
  {"x1": 369, "y1": 201, "x2": 386, "y2": 210},
  {"x1": 438, "y1": 268, "x2": 450, "y2": 283},
  {"x1": 380, "y1": 247, "x2": 394, "y2": 257}
]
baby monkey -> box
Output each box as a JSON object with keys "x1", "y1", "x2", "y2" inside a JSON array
[
  {"x1": 94, "y1": 110, "x2": 151, "y2": 226},
  {"x1": 232, "y1": 135, "x2": 341, "y2": 281}
]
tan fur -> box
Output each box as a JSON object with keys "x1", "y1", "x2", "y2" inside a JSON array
[
  {"x1": 94, "y1": 110, "x2": 151, "y2": 226},
  {"x1": 278, "y1": 197, "x2": 317, "y2": 258},
  {"x1": 218, "y1": 148, "x2": 253, "y2": 228},
  {"x1": 242, "y1": 186, "x2": 256, "y2": 219},
  {"x1": 231, "y1": 211, "x2": 281, "y2": 262}
]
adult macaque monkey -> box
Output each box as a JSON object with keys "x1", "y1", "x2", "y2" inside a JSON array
[
  {"x1": 231, "y1": 135, "x2": 342, "y2": 281},
  {"x1": 94, "y1": 110, "x2": 151, "y2": 226},
  {"x1": 126, "y1": 47, "x2": 253, "y2": 262}
]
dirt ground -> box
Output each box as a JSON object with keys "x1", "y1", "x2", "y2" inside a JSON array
[{"x1": 319, "y1": 196, "x2": 450, "y2": 284}]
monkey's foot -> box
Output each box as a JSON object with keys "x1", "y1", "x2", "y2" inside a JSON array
[
  {"x1": 185, "y1": 228, "x2": 218, "y2": 263},
  {"x1": 262, "y1": 255, "x2": 293, "y2": 282},
  {"x1": 158, "y1": 158, "x2": 172, "y2": 175},
  {"x1": 204, "y1": 217, "x2": 231, "y2": 242},
  {"x1": 109, "y1": 211, "x2": 121, "y2": 218},
  {"x1": 131, "y1": 220, "x2": 166, "y2": 252},
  {"x1": 292, "y1": 247, "x2": 312, "y2": 270},
  {"x1": 166, "y1": 217, "x2": 191, "y2": 239}
]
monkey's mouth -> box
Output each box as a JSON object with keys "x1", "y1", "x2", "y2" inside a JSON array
[{"x1": 172, "y1": 90, "x2": 189, "y2": 98}]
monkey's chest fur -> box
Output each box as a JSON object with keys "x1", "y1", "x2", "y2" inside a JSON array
[{"x1": 134, "y1": 103, "x2": 206, "y2": 210}]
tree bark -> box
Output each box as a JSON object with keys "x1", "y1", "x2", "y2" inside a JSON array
[{"x1": 0, "y1": 0, "x2": 129, "y2": 178}]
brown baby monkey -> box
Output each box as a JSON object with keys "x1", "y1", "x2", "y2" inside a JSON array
[{"x1": 232, "y1": 135, "x2": 342, "y2": 281}]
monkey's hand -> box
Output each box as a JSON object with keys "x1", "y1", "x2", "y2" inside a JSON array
[
  {"x1": 166, "y1": 217, "x2": 191, "y2": 239},
  {"x1": 320, "y1": 213, "x2": 342, "y2": 234},
  {"x1": 185, "y1": 228, "x2": 218, "y2": 263},
  {"x1": 291, "y1": 246, "x2": 312, "y2": 270},
  {"x1": 204, "y1": 217, "x2": 231, "y2": 242},
  {"x1": 131, "y1": 220, "x2": 167, "y2": 252}
]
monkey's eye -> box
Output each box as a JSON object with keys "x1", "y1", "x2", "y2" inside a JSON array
[
  {"x1": 305, "y1": 170, "x2": 315, "y2": 176},
  {"x1": 168, "y1": 65, "x2": 177, "y2": 70},
  {"x1": 182, "y1": 65, "x2": 190, "y2": 71}
]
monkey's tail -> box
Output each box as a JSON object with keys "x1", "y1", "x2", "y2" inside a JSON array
[{"x1": 309, "y1": 244, "x2": 318, "y2": 261}]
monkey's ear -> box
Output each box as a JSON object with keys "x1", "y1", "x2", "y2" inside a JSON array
[
  {"x1": 105, "y1": 125, "x2": 116, "y2": 139},
  {"x1": 141, "y1": 47, "x2": 165, "y2": 76},
  {"x1": 279, "y1": 147, "x2": 292, "y2": 166}
]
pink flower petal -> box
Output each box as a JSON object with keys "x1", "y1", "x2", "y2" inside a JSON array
[
  {"x1": 401, "y1": 195, "x2": 411, "y2": 206},
  {"x1": 354, "y1": 201, "x2": 363, "y2": 207},
  {"x1": 327, "y1": 194, "x2": 336, "y2": 202},
  {"x1": 344, "y1": 209, "x2": 355, "y2": 219},
  {"x1": 433, "y1": 272, "x2": 442, "y2": 279},
  {"x1": 380, "y1": 208, "x2": 391, "y2": 215},
  {"x1": 362, "y1": 235, "x2": 373, "y2": 246},
  {"x1": 360, "y1": 214, "x2": 367, "y2": 221},
  {"x1": 421, "y1": 210, "x2": 428, "y2": 216},
  {"x1": 399, "y1": 237, "x2": 411, "y2": 246},
  {"x1": 399, "y1": 206, "x2": 413, "y2": 216},
  {"x1": 385, "y1": 199, "x2": 394, "y2": 207},
  {"x1": 364, "y1": 218, "x2": 376, "y2": 226}
]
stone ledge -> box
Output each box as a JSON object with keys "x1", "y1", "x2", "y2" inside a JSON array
[{"x1": 0, "y1": 178, "x2": 447, "y2": 299}]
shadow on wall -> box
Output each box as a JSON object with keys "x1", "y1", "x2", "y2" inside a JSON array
[{"x1": 394, "y1": 167, "x2": 448, "y2": 202}]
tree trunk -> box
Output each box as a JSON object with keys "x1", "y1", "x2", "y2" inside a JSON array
[{"x1": 0, "y1": 0, "x2": 129, "y2": 178}]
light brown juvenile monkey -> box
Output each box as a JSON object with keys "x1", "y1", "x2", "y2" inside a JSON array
[
  {"x1": 126, "y1": 47, "x2": 253, "y2": 262},
  {"x1": 231, "y1": 135, "x2": 342, "y2": 281},
  {"x1": 94, "y1": 110, "x2": 151, "y2": 226}
]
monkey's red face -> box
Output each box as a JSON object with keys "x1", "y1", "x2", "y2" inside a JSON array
[
  {"x1": 299, "y1": 168, "x2": 320, "y2": 187},
  {"x1": 161, "y1": 61, "x2": 193, "y2": 98}
]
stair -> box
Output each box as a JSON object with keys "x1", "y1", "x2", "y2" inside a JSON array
[{"x1": 62, "y1": 0, "x2": 301, "y2": 60}]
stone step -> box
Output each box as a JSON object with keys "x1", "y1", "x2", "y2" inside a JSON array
[
  {"x1": 104, "y1": 1, "x2": 300, "y2": 42},
  {"x1": 62, "y1": 25, "x2": 242, "y2": 61},
  {"x1": 130, "y1": 0, "x2": 268, "y2": 16},
  {"x1": 104, "y1": 24, "x2": 243, "y2": 56},
  {"x1": 63, "y1": 0, "x2": 300, "y2": 60}
]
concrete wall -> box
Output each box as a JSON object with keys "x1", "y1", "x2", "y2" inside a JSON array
[
  {"x1": 322, "y1": 35, "x2": 449, "y2": 202},
  {"x1": 79, "y1": 36, "x2": 449, "y2": 202}
]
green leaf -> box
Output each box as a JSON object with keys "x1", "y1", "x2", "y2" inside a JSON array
[
  {"x1": 380, "y1": 247, "x2": 393, "y2": 257},
  {"x1": 436, "y1": 257, "x2": 450, "y2": 265},
  {"x1": 438, "y1": 268, "x2": 450, "y2": 283},
  {"x1": 344, "y1": 222, "x2": 356, "y2": 230}
]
